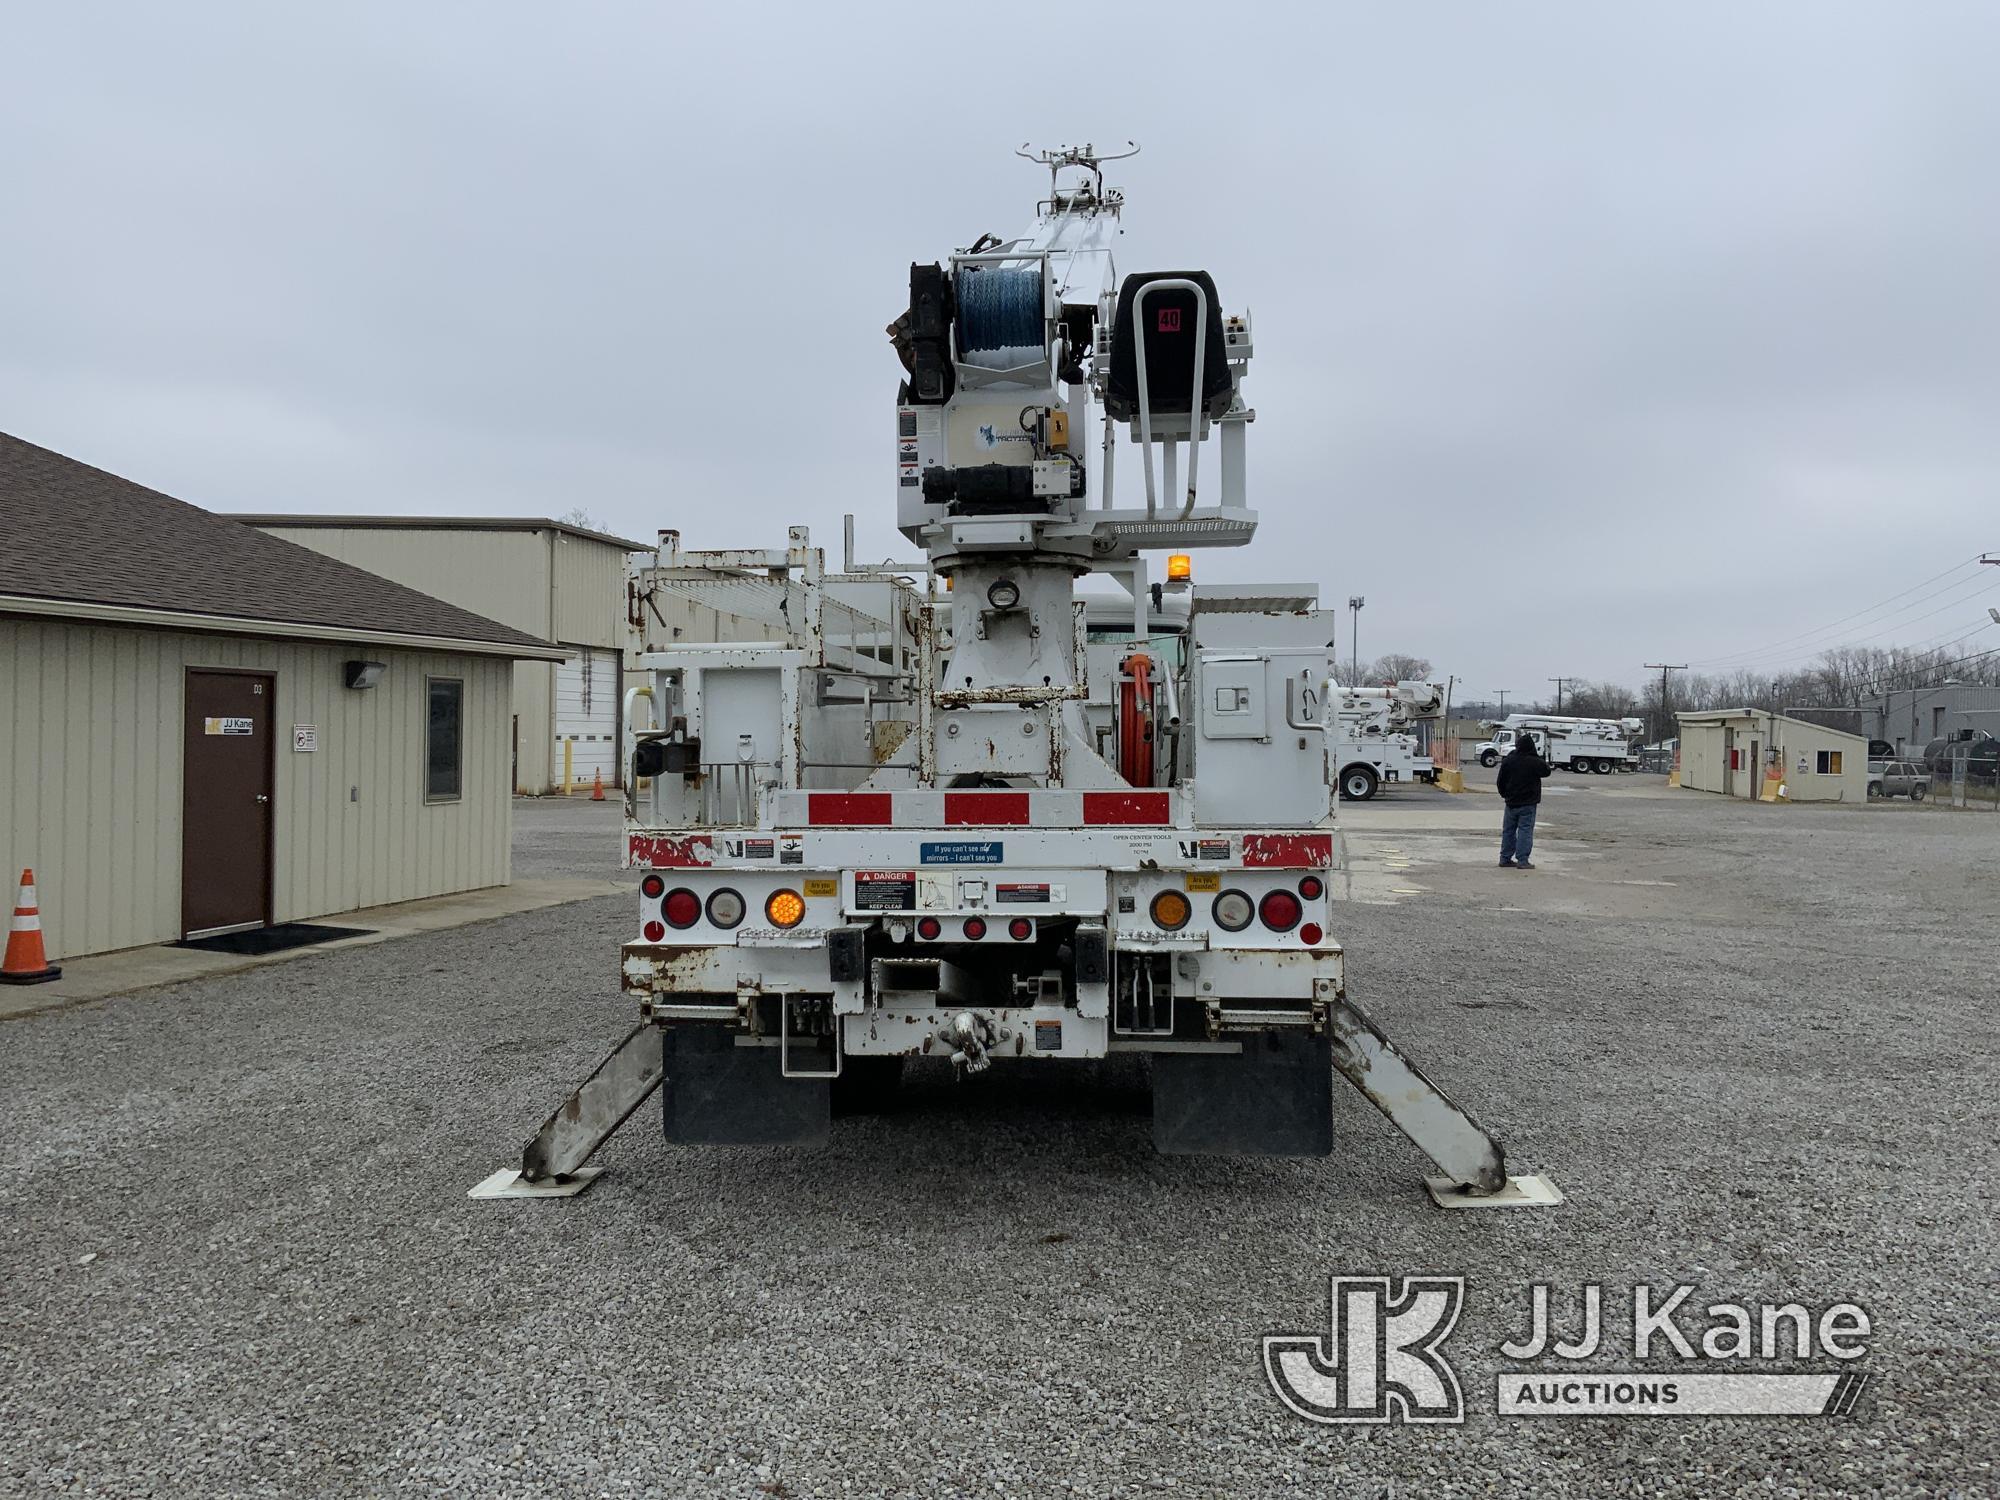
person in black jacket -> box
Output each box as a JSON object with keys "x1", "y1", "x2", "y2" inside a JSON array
[{"x1": 1496, "y1": 733, "x2": 1553, "y2": 869}]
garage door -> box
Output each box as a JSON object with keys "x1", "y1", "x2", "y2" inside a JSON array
[{"x1": 554, "y1": 645, "x2": 620, "y2": 790}]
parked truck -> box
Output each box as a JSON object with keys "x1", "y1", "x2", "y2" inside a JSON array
[
  {"x1": 1476, "y1": 713, "x2": 1644, "y2": 773},
  {"x1": 483, "y1": 145, "x2": 1533, "y2": 1206}
]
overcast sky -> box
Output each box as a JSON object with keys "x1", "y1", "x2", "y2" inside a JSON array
[{"x1": 6, "y1": 3, "x2": 2000, "y2": 698}]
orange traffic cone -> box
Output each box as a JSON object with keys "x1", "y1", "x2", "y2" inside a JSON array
[
  {"x1": 2, "y1": 869, "x2": 61, "y2": 985},
  {"x1": 591, "y1": 769, "x2": 606, "y2": 802}
]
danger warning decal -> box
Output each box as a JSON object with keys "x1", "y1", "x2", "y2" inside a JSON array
[{"x1": 853, "y1": 870, "x2": 917, "y2": 910}]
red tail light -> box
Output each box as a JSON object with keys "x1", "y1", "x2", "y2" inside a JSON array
[
  {"x1": 1298, "y1": 875, "x2": 1324, "y2": 900},
  {"x1": 642, "y1": 920, "x2": 666, "y2": 942},
  {"x1": 1008, "y1": 918, "x2": 1033, "y2": 941},
  {"x1": 1299, "y1": 921, "x2": 1323, "y2": 945},
  {"x1": 1259, "y1": 890, "x2": 1301, "y2": 932},
  {"x1": 916, "y1": 916, "x2": 942, "y2": 940},
  {"x1": 663, "y1": 889, "x2": 701, "y2": 928},
  {"x1": 963, "y1": 917, "x2": 987, "y2": 940},
  {"x1": 641, "y1": 874, "x2": 666, "y2": 900}
]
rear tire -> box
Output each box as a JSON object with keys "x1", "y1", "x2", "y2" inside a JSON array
[
  {"x1": 1571, "y1": 758, "x2": 1592, "y2": 773},
  {"x1": 1909, "y1": 784, "x2": 1926, "y2": 802},
  {"x1": 1479, "y1": 751, "x2": 1499, "y2": 768},
  {"x1": 1341, "y1": 765, "x2": 1380, "y2": 801},
  {"x1": 1593, "y1": 758, "x2": 1613, "y2": 775}
]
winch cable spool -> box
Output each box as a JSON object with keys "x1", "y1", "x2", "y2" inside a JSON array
[
  {"x1": 1118, "y1": 651, "x2": 1156, "y2": 788},
  {"x1": 955, "y1": 266, "x2": 1044, "y2": 370}
]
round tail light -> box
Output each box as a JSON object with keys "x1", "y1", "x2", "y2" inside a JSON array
[
  {"x1": 916, "y1": 916, "x2": 942, "y2": 940},
  {"x1": 705, "y1": 888, "x2": 745, "y2": 928},
  {"x1": 1299, "y1": 921, "x2": 1323, "y2": 946},
  {"x1": 765, "y1": 889, "x2": 806, "y2": 929},
  {"x1": 1008, "y1": 917, "x2": 1033, "y2": 941},
  {"x1": 663, "y1": 888, "x2": 701, "y2": 928},
  {"x1": 1149, "y1": 890, "x2": 1192, "y2": 930},
  {"x1": 642, "y1": 920, "x2": 666, "y2": 943},
  {"x1": 963, "y1": 917, "x2": 987, "y2": 940},
  {"x1": 1212, "y1": 890, "x2": 1254, "y2": 931},
  {"x1": 1259, "y1": 890, "x2": 1302, "y2": 932},
  {"x1": 641, "y1": 874, "x2": 666, "y2": 900},
  {"x1": 1298, "y1": 875, "x2": 1324, "y2": 900}
]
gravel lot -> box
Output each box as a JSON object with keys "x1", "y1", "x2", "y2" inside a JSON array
[{"x1": 4, "y1": 786, "x2": 1995, "y2": 1498}]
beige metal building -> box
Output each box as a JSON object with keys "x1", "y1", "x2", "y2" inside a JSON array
[
  {"x1": 234, "y1": 514, "x2": 648, "y2": 795},
  {"x1": 0, "y1": 433, "x2": 565, "y2": 961},
  {"x1": 1676, "y1": 709, "x2": 1868, "y2": 803}
]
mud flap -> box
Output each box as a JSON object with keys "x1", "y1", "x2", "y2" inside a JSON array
[
  {"x1": 662, "y1": 1027, "x2": 831, "y2": 1146},
  {"x1": 1152, "y1": 1032, "x2": 1334, "y2": 1157}
]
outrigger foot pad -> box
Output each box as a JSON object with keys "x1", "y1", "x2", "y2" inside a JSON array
[
  {"x1": 1425, "y1": 1173, "x2": 1563, "y2": 1210},
  {"x1": 468, "y1": 1167, "x2": 606, "y2": 1200}
]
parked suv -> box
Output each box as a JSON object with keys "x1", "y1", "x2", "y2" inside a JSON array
[{"x1": 1867, "y1": 758, "x2": 1931, "y2": 801}]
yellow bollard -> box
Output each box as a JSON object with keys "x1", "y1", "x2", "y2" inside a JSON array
[{"x1": 563, "y1": 738, "x2": 574, "y2": 795}]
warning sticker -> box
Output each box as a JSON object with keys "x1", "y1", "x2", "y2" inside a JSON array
[
  {"x1": 1184, "y1": 872, "x2": 1221, "y2": 892},
  {"x1": 779, "y1": 837, "x2": 804, "y2": 865},
  {"x1": 741, "y1": 838, "x2": 775, "y2": 860},
  {"x1": 804, "y1": 877, "x2": 838, "y2": 898},
  {"x1": 920, "y1": 841, "x2": 1003, "y2": 865},
  {"x1": 996, "y1": 883, "x2": 1050, "y2": 904},
  {"x1": 203, "y1": 717, "x2": 254, "y2": 736},
  {"x1": 1034, "y1": 1021, "x2": 1063, "y2": 1052},
  {"x1": 1198, "y1": 839, "x2": 1232, "y2": 862},
  {"x1": 853, "y1": 870, "x2": 917, "y2": 910}
]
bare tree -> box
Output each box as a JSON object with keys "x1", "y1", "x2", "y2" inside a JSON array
[
  {"x1": 1362, "y1": 653, "x2": 1433, "y2": 684},
  {"x1": 555, "y1": 506, "x2": 602, "y2": 532}
]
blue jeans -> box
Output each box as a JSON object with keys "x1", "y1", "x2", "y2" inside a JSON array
[{"x1": 1500, "y1": 803, "x2": 1538, "y2": 864}]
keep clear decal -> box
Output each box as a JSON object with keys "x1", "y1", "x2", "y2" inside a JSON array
[
  {"x1": 853, "y1": 871, "x2": 917, "y2": 910},
  {"x1": 1034, "y1": 1021, "x2": 1063, "y2": 1052}
]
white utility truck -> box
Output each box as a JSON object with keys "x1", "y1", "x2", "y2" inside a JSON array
[
  {"x1": 1476, "y1": 713, "x2": 1644, "y2": 773},
  {"x1": 1327, "y1": 679, "x2": 1445, "y2": 800},
  {"x1": 484, "y1": 146, "x2": 1535, "y2": 1204}
]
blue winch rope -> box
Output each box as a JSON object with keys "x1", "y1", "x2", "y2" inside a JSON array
[{"x1": 954, "y1": 267, "x2": 1043, "y2": 359}]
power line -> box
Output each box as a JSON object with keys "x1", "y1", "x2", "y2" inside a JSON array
[
  {"x1": 1548, "y1": 676, "x2": 1575, "y2": 713},
  {"x1": 1685, "y1": 554, "x2": 1986, "y2": 669},
  {"x1": 1645, "y1": 663, "x2": 1686, "y2": 742},
  {"x1": 1705, "y1": 574, "x2": 2000, "y2": 674}
]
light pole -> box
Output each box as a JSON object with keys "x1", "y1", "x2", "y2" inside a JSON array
[
  {"x1": 1495, "y1": 688, "x2": 1511, "y2": 715},
  {"x1": 1348, "y1": 596, "x2": 1365, "y2": 684}
]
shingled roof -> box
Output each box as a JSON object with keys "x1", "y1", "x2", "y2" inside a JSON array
[{"x1": 0, "y1": 433, "x2": 564, "y2": 658}]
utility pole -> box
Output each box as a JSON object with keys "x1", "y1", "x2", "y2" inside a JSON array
[
  {"x1": 1348, "y1": 596, "x2": 1365, "y2": 684},
  {"x1": 1548, "y1": 676, "x2": 1574, "y2": 714},
  {"x1": 1495, "y1": 688, "x2": 1511, "y2": 715},
  {"x1": 1645, "y1": 663, "x2": 1687, "y2": 744}
]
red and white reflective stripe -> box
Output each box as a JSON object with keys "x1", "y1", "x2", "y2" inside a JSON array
[
  {"x1": 13, "y1": 883, "x2": 40, "y2": 928},
  {"x1": 627, "y1": 833, "x2": 717, "y2": 868},
  {"x1": 1081, "y1": 791, "x2": 1171, "y2": 825},
  {"x1": 943, "y1": 791, "x2": 1030, "y2": 826},
  {"x1": 1240, "y1": 833, "x2": 1335, "y2": 869},
  {"x1": 806, "y1": 793, "x2": 893, "y2": 826},
  {"x1": 785, "y1": 789, "x2": 1177, "y2": 828}
]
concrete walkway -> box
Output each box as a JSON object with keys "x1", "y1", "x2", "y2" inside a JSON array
[{"x1": 0, "y1": 877, "x2": 624, "y2": 1020}]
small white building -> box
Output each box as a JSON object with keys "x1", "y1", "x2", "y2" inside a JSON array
[
  {"x1": 235, "y1": 514, "x2": 648, "y2": 795},
  {"x1": 1675, "y1": 709, "x2": 1868, "y2": 803},
  {"x1": 0, "y1": 434, "x2": 565, "y2": 960}
]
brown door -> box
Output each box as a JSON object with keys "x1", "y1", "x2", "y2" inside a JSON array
[{"x1": 182, "y1": 670, "x2": 275, "y2": 937}]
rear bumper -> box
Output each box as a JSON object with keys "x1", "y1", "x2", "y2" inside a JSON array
[{"x1": 619, "y1": 935, "x2": 1345, "y2": 1059}]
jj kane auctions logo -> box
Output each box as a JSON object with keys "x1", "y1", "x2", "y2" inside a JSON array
[{"x1": 1265, "y1": 1277, "x2": 1872, "y2": 1423}]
